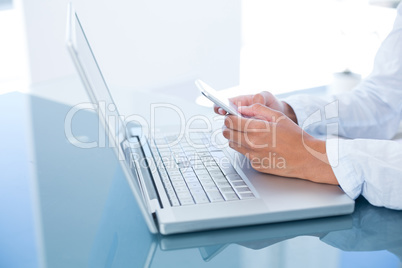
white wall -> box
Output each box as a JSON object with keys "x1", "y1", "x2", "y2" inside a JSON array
[{"x1": 21, "y1": 0, "x2": 241, "y2": 91}]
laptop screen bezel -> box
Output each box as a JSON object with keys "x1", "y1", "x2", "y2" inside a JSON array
[{"x1": 66, "y1": 3, "x2": 158, "y2": 234}]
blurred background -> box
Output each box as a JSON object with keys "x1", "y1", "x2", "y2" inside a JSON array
[{"x1": 0, "y1": 0, "x2": 400, "y2": 98}]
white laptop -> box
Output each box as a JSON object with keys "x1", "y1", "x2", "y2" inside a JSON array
[{"x1": 66, "y1": 4, "x2": 354, "y2": 235}]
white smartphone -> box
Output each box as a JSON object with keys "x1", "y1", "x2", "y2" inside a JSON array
[{"x1": 195, "y1": 79, "x2": 242, "y2": 117}]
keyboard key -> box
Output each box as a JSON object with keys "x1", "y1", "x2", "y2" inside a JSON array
[
  {"x1": 211, "y1": 175, "x2": 227, "y2": 181},
  {"x1": 220, "y1": 165, "x2": 237, "y2": 175},
  {"x1": 172, "y1": 181, "x2": 186, "y2": 187},
  {"x1": 222, "y1": 192, "x2": 239, "y2": 201},
  {"x1": 238, "y1": 192, "x2": 255, "y2": 199},
  {"x1": 174, "y1": 186, "x2": 189, "y2": 192},
  {"x1": 170, "y1": 176, "x2": 184, "y2": 182},
  {"x1": 197, "y1": 174, "x2": 212, "y2": 180},
  {"x1": 189, "y1": 187, "x2": 205, "y2": 194},
  {"x1": 177, "y1": 162, "x2": 191, "y2": 169},
  {"x1": 226, "y1": 174, "x2": 242, "y2": 182},
  {"x1": 209, "y1": 170, "x2": 224, "y2": 177},
  {"x1": 177, "y1": 191, "x2": 192, "y2": 199},
  {"x1": 166, "y1": 189, "x2": 176, "y2": 197},
  {"x1": 235, "y1": 186, "x2": 251, "y2": 193},
  {"x1": 158, "y1": 146, "x2": 170, "y2": 151},
  {"x1": 201, "y1": 181, "x2": 216, "y2": 188},
  {"x1": 202, "y1": 182, "x2": 218, "y2": 191},
  {"x1": 204, "y1": 185, "x2": 219, "y2": 192},
  {"x1": 215, "y1": 181, "x2": 231, "y2": 188},
  {"x1": 184, "y1": 150, "x2": 196, "y2": 156},
  {"x1": 212, "y1": 176, "x2": 227, "y2": 183},
  {"x1": 220, "y1": 187, "x2": 235, "y2": 193},
  {"x1": 200, "y1": 156, "x2": 215, "y2": 162},
  {"x1": 167, "y1": 170, "x2": 181, "y2": 176},
  {"x1": 164, "y1": 161, "x2": 177, "y2": 168},
  {"x1": 192, "y1": 163, "x2": 204, "y2": 170},
  {"x1": 204, "y1": 161, "x2": 218, "y2": 168},
  {"x1": 184, "y1": 177, "x2": 199, "y2": 183},
  {"x1": 232, "y1": 181, "x2": 247, "y2": 187},
  {"x1": 187, "y1": 182, "x2": 202, "y2": 189},
  {"x1": 165, "y1": 183, "x2": 173, "y2": 191},
  {"x1": 165, "y1": 162, "x2": 178, "y2": 169},
  {"x1": 195, "y1": 170, "x2": 209, "y2": 176},
  {"x1": 197, "y1": 151, "x2": 211, "y2": 157},
  {"x1": 192, "y1": 162, "x2": 205, "y2": 168},
  {"x1": 206, "y1": 191, "x2": 224, "y2": 202},
  {"x1": 188, "y1": 154, "x2": 201, "y2": 160},
  {"x1": 179, "y1": 198, "x2": 195, "y2": 206},
  {"x1": 159, "y1": 169, "x2": 168, "y2": 176},
  {"x1": 161, "y1": 177, "x2": 171, "y2": 184},
  {"x1": 210, "y1": 151, "x2": 226, "y2": 160},
  {"x1": 193, "y1": 193, "x2": 209, "y2": 204},
  {"x1": 159, "y1": 151, "x2": 171, "y2": 157},
  {"x1": 198, "y1": 176, "x2": 213, "y2": 182},
  {"x1": 170, "y1": 198, "x2": 180, "y2": 206},
  {"x1": 171, "y1": 150, "x2": 183, "y2": 155},
  {"x1": 180, "y1": 168, "x2": 196, "y2": 176},
  {"x1": 175, "y1": 157, "x2": 188, "y2": 164}
]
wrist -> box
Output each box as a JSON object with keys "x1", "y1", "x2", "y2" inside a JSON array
[{"x1": 301, "y1": 138, "x2": 339, "y2": 185}]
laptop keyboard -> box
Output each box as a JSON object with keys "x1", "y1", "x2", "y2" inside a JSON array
[{"x1": 149, "y1": 133, "x2": 255, "y2": 206}]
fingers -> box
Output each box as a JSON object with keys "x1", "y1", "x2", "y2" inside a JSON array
[
  {"x1": 252, "y1": 93, "x2": 266, "y2": 105},
  {"x1": 229, "y1": 94, "x2": 254, "y2": 107},
  {"x1": 213, "y1": 104, "x2": 227, "y2": 115},
  {"x1": 223, "y1": 127, "x2": 250, "y2": 148},
  {"x1": 228, "y1": 141, "x2": 249, "y2": 155},
  {"x1": 224, "y1": 115, "x2": 268, "y2": 134},
  {"x1": 238, "y1": 104, "x2": 283, "y2": 121},
  {"x1": 259, "y1": 91, "x2": 275, "y2": 105},
  {"x1": 223, "y1": 104, "x2": 284, "y2": 132},
  {"x1": 222, "y1": 126, "x2": 270, "y2": 150},
  {"x1": 214, "y1": 91, "x2": 279, "y2": 116}
]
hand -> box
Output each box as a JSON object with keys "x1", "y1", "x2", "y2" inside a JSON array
[
  {"x1": 222, "y1": 104, "x2": 338, "y2": 185},
  {"x1": 214, "y1": 91, "x2": 298, "y2": 123}
]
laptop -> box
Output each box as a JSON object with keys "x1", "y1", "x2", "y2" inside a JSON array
[{"x1": 66, "y1": 4, "x2": 354, "y2": 235}]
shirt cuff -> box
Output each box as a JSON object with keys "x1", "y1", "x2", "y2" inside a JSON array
[
  {"x1": 326, "y1": 139, "x2": 363, "y2": 200},
  {"x1": 282, "y1": 95, "x2": 309, "y2": 127}
]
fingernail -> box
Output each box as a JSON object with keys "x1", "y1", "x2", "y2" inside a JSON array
[{"x1": 218, "y1": 108, "x2": 225, "y2": 114}]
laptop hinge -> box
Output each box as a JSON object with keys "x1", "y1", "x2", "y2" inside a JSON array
[{"x1": 123, "y1": 137, "x2": 162, "y2": 213}]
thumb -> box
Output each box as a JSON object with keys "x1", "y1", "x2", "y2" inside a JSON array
[{"x1": 238, "y1": 104, "x2": 281, "y2": 122}]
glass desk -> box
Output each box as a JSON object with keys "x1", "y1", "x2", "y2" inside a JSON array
[{"x1": 2, "y1": 93, "x2": 402, "y2": 268}]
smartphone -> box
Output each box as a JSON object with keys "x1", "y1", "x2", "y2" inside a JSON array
[{"x1": 195, "y1": 79, "x2": 242, "y2": 117}]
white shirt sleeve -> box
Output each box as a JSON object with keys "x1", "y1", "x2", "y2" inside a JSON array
[
  {"x1": 282, "y1": 4, "x2": 402, "y2": 209},
  {"x1": 327, "y1": 139, "x2": 402, "y2": 210}
]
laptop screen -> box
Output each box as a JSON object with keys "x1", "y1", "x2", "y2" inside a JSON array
[
  {"x1": 67, "y1": 9, "x2": 126, "y2": 151},
  {"x1": 66, "y1": 4, "x2": 158, "y2": 233}
]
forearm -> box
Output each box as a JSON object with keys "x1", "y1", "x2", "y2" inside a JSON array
[{"x1": 283, "y1": 88, "x2": 401, "y2": 140}]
